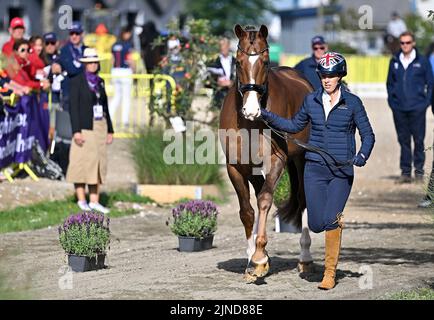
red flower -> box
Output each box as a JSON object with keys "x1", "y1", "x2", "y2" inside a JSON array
[{"x1": 185, "y1": 43, "x2": 190, "y2": 49}]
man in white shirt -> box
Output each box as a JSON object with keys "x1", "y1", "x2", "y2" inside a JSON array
[
  {"x1": 208, "y1": 37, "x2": 236, "y2": 109},
  {"x1": 386, "y1": 31, "x2": 434, "y2": 184}
]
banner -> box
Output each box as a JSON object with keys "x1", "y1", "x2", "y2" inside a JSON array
[{"x1": 0, "y1": 95, "x2": 36, "y2": 169}]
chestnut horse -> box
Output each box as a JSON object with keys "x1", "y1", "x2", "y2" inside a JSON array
[{"x1": 219, "y1": 24, "x2": 314, "y2": 282}]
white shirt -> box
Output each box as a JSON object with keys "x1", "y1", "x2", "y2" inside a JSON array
[
  {"x1": 219, "y1": 54, "x2": 233, "y2": 80},
  {"x1": 399, "y1": 49, "x2": 416, "y2": 70},
  {"x1": 387, "y1": 19, "x2": 407, "y2": 38},
  {"x1": 322, "y1": 87, "x2": 341, "y2": 121}
]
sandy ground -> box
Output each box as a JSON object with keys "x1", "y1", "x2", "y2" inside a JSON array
[{"x1": 0, "y1": 98, "x2": 433, "y2": 300}]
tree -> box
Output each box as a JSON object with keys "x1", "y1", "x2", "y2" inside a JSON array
[
  {"x1": 151, "y1": 19, "x2": 219, "y2": 126},
  {"x1": 185, "y1": 0, "x2": 275, "y2": 36}
]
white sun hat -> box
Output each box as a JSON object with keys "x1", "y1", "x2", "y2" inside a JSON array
[{"x1": 79, "y1": 48, "x2": 101, "y2": 63}]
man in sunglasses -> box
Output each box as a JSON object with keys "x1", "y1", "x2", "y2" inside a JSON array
[
  {"x1": 387, "y1": 31, "x2": 434, "y2": 184},
  {"x1": 58, "y1": 21, "x2": 88, "y2": 112},
  {"x1": 2, "y1": 17, "x2": 26, "y2": 57},
  {"x1": 294, "y1": 35, "x2": 328, "y2": 90}
]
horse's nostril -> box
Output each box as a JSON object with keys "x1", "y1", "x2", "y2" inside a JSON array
[{"x1": 242, "y1": 107, "x2": 246, "y2": 112}]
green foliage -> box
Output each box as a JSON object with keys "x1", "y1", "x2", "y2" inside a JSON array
[
  {"x1": 387, "y1": 288, "x2": 434, "y2": 300},
  {"x1": 274, "y1": 170, "x2": 291, "y2": 207},
  {"x1": 170, "y1": 212, "x2": 217, "y2": 238},
  {"x1": 130, "y1": 127, "x2": 223, "y2": 186},
  {"x1": 0, "y1": 191, "x2": 152, "y2": 234},
  {"x1": 59, "y1": 220, "x2": 110, "y2": 257},
  {"x1": 185, "y1": 0, "x2": 275, "y2": 36},
  {"x1": 405, "y1": 13, "x2": 434, "y2": 54},
  {"x1": 152, "y1": 18, "x2": 219, "y2": 122},
  {"x1": 329, "y1": 42, "x2": 358, "y2": 54},
  {"x1": 169, "y1": 200, "x2": 219, "y2": 238}
]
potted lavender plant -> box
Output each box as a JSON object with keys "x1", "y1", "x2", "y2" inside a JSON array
[
  {"x1": 58, "y1": 212, "x2": 110, "y2": 272},
  {"x1": 169, "y1": 200, "x2": 219, "y2": 252}
]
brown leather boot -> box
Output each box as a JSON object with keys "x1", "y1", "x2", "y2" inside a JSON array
[{"x1": 318, "y1": 226, "x2": 342, "y2": 290}]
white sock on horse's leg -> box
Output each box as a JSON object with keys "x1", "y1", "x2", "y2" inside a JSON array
[
  {"x1": 246, "y1": 211, "x2": 259, "y2": 263},
  {"x1": 299, "y1": 208, "x2": 313, "y2": 264}
]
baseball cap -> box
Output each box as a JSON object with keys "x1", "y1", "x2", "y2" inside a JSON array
[
  {"x1": 69, "y1": 21, "x2": 83, "y2": 34},
  {"x1": 10, "y1": 17, "x2": 25, "y2": 29},
  {"x1": 311, "y1": 35, "x2": 326, "y2": 46},
  {"x1": 43, "y1": 32, "x2": 57, "y2": 42}
]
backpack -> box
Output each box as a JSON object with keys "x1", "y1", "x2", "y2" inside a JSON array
[{"x1": 29, "y1": 140, "x2": 65, "y2": 180}]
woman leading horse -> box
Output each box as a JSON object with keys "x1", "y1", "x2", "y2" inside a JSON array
[{"x1": 256, "y1": 52, "x2": 375, "y2": 289}]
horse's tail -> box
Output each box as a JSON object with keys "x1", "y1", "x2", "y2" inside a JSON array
[{"x1": 275, "y1": 157, "x2": 305, "y2": 229}]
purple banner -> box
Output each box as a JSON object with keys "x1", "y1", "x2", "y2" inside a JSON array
[{"x1": 0, "y1": 95, "x2": 35, "y2": 168}]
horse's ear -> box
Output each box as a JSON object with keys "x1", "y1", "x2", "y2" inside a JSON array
[
  {"x1": 234, "y1": 24, "x2": 246, "y2": 39},
  {"x1": 259, "y1": 25, "x2": 268, "y2": 39}
]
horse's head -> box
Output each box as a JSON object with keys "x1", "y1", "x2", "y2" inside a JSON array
[{"x1": 234, "y1": 24, "x2": 270, "y2": 121}]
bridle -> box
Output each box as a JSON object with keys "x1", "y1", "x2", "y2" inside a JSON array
[{"x1": 236, "y1": 43, "x2": 270, "y2": 100}]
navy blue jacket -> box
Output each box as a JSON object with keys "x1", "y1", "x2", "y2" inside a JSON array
[
  {"x1": 59, "y1": 42, "x2": 87, "y2": 100},
  {"x1": 294, "y1": 55, "x2": 321, "y2": 90},
  {"x1": 387, "y1": 49, "x2": 433, "y2": 111},
  {"x1": 260, "y1": 86, "x2": 375, "y2": 175}
]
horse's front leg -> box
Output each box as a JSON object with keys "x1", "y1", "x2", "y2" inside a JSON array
[
  {"x1": 249, "y1": 154, "x2": 286, "y2": 279},
  {"x1": 226, "y1": 164, "x2": 257, "y2": 280}
]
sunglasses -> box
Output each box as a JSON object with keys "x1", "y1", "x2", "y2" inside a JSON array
[
  {"x1": 45, "y1": 41, "x2": 56, "y2": 46},
  {"x1": 18, "y1": 47, "x2": 30, "y2": 53},
  {"x1": 400, "y1": 41, "x2": 413, "y2": 45},
  {"x1": 313, "y1": 46, "x2": 326, "y2": 51},
  {"x1": 70, "y1": 32, "x2": 81, "y2": 36}
]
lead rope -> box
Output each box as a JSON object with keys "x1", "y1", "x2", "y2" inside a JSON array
[{"x1": 260, "y1": 118, "x2": 353, "y2": 169}]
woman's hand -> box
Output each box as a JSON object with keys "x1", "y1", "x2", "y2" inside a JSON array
[
  {"x1": 106, "y1": 133, "x2": 113, "y2": 145},
  {"x1": 73, "y1": 132, "x2": 85, "y2": 146}
]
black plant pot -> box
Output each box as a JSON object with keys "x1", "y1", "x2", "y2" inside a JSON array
[
  {"x1": 68, "y1": 254, "x2": 106, "y2": 272},
  {"x1": 178, "y1": 235, "x2": 214, "y2": 252}
]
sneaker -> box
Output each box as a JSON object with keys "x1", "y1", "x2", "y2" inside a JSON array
[
  {"x1": 89, "y1": 202, "x2": 110, "y2": 214},
  {"x1": 77, "y1": 201, "x2": 91, "y2": 211},
  {"x1": 395, "y1": 175, "x2": 411, "y2": 184},
  {"x1": 417, "y1": 199, "x2": 433, "y2": 208}
]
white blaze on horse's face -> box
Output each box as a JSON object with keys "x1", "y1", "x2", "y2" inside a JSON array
[{"x1": 242, "y1": 54, "x2": 261, "y2": 121}]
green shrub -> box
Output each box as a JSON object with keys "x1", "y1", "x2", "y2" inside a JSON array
[
  {"x1": 59, "y1": 212, "x2": 110, "y2": 257},
  {"x1": 130, "y1": 127, "x2": 223, "y2": 186},
  {"x1": 169, "y1": 200, "x2": 218, "y2": 238},
  {"x1": 274, "y1": 170, "x2": 291, "y2": 207}
]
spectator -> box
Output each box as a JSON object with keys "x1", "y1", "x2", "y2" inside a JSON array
[
  {"x1": 59, "y1": 21, "x2": 87, "y2": 111},
  {"x1": 385, "y1": 12, "x2": 407, "y2": 55},
  {"x1": 29, "y1": 36, "x2": 46, "y2": 81},
  {"x1": 109, "y1": 27, "x2": 134, "y2": 128},
  {"x1": 386, "y1": 31, "x2": 433, "y2": 183},
  {"x1": 294, "y1": 36, "x2": 328, "y2": 90},
  {"x1": 2, "y1": 17, "x2": 26, "y2": 56},
  {"x1": 207, "y1": 37, "x2": 236, "y2": 109},
  {"x1": 42, "y1": 32, "x2": 63, "y2": 131},
  {"x1": 7, "y1": 39, "x2": 50, "y2": 91},
  {"x1": 67, "y1": 48, "x2": 114, "y2": 214},
  {"x1": 0, "y1": 55, "x2": 30, "y2": 96}
]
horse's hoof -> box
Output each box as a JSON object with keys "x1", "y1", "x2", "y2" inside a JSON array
[
  {"x1": 252, "y1": 260, "x2": 270, "y2": 278},
  {"x1": 243, "y1": 271, "x2": 257, "y2": 283},
  {"x1": 297, "y1": 261, "x2": 313, "y2": 273}
]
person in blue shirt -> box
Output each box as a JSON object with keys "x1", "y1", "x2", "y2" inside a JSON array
[
  {"x1": 294, "y1": 36, "x2": 328, "y2": 90},
  {"x1": 387, "y1": 31, "x2": 434, "y2": 184},
  {"x1": 58, "y1": 22, "x2": 87, "y2": 112},
  {"x1": 255, "y1": 52, "x2": 375, "y2": 290},
  {"x1": 109, "y1": 26, "x2": 134, "y2": 128}
]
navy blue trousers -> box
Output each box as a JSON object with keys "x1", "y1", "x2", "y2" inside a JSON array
[
  {"x1": 392, "y1": 108, "x2": 427, "y2": 176},
  {"x1": 304, "y1": 161, "x2": 354, "y2": 233}
]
